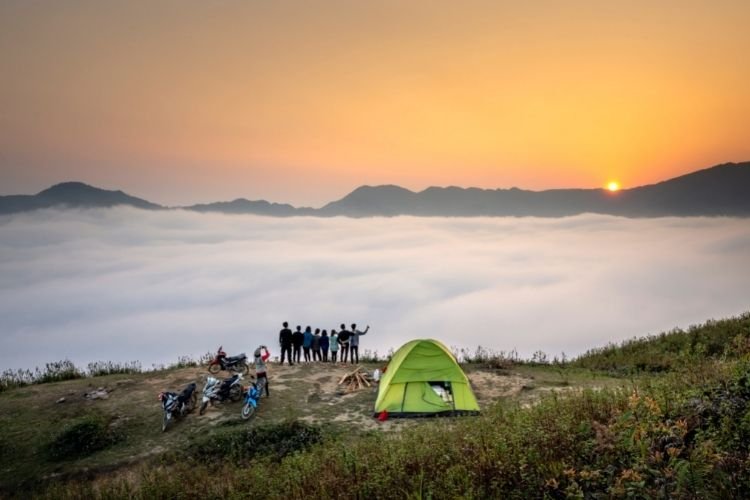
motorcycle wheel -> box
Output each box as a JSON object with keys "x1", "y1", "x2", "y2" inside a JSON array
[
  {"x1": 241, "y1": 403, "x2": 256, "y2": 420},
  {"x1": 162, "y1": 413, "x2": 170, "y2": 432},
  {"x1": 208, "y1": 363, "x2": 221, "y2": 374},
  {"x1": 239, "y1": 363, "x2": 250, "y2": 375},
  {"x1": 199, "y1": 401, "x2": 208, "y2": 415},
  {"x1": 229, "y1": 385, "x2": 242, "y2": 402},
  {"x1": 187, "y1": 392, "x2": 197, "y2": 412}
]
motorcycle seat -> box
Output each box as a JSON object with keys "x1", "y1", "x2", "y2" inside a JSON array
[
  {"x1": 225, "y1": 354, "x2": 246, "y2": 363},
  {"x1": 178, "y1": 384, "x2": 196, "y2": 402}
]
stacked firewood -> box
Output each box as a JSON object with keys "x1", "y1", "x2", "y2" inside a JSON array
[{"x1": 338, "y1": 366, "x2": 372, "y2": 392}]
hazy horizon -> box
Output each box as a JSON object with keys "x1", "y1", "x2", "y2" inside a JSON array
[{"x1": 1, "y1": 208, "x2": 748, "y2": 371}]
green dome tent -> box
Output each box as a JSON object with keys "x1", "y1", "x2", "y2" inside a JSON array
[{"x1": 374, "y1": 339, "x2": 480, "y2": 418}]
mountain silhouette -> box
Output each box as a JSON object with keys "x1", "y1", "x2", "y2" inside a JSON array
[
  {"x1": 319, "y1": 162, "x2": 750, "y2": 217},
  {"x1": 1, "y1": 162, "x2": 749, "y2": 217},
  {"x1": 0, "y1": 182, "x2": 160, "y2": 214},
  {"x1": 188, "y1": 198, "x2": 310, "y2": 216}
]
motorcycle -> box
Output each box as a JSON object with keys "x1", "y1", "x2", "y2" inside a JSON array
[
  {"x1": 199, "y1": 374, "x2": 243, "y2": 415},
  {"x1": 159, "y1": 382, "x2": 197, "y2": 432},
  {"x1": 241, "y1": 376, "x2": 267, "y2": 420},
  {"x1": 208, "y1": 345, "x2": 249, "y2": 375}
]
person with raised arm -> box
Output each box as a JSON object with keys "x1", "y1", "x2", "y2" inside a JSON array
[
  {"x1": 253, "y1": 345, "x2": 271, "y2": 397},
  {"x1": 349, "y1": 323, "x2": 370, "y2": 364}
]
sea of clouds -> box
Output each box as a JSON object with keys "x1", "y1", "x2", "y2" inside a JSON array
[{"x1": 1, "y1": 208, "x2": 748, "y2": 371}]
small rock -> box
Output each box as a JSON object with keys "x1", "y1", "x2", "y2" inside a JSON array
[
  {"x1": 56, "y1": 397, "x2": 66, "y2": 404},
  {"x1": 84, "y1": 388, "x2": 110, "y2": 400}
]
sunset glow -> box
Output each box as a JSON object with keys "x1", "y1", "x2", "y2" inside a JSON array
[
  {"x1": 607, "y1": 182, "x2": 621, "y2": 192},
  {"x1": 1, "y1": 1, "x2": 749, "y2": 205}
]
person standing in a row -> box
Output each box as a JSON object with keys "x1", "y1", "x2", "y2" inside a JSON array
[
  {"x1": 338, "y1": 324, "x2": 351, "y2": 363},
  {"x1": 349, "y1": 323, "x2": 369, "y2": 364},
  {"x1": 330, "y1": 329, "x2": 339, "y2": 363},
  {"x1": 303, "y1": 326, "x2": 313, "y2": 362},
  {"x1": 292, "y1": 327, "x2": 304, "y2": 363},
  {"x1": 312, "y1": 328, "x2": 321, "y2": 361},
  {"x1": 320, "y1": 330, "x2": 330, "y2": 361},
  {"x1": 279, "y1": 321, "x2": 293, "y2": 366}
]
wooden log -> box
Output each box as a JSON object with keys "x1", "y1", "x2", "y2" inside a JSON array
[{"x1": 339, "y1": 367, "x2": 361, "y2": 385}]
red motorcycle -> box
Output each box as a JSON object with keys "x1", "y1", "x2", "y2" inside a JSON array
[{"x1": 207, "y1": 346, "x2": 249, "y2": 375}]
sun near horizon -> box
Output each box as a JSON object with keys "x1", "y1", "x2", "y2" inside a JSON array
[
  {"x1": 1, "y1": 1, "x2": 750, "y2": 206},
  {"x1": 607, "y1": 181, "x2": 621, "y2": 192}
]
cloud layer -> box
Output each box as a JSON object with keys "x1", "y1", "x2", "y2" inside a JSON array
[{"x1": 1, "y1": 209, "x2": 748, "y2": 370}]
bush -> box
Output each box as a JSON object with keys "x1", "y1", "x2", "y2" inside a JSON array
[
  {"x1": 87, "y1": 360, "x2": 142, "y2": 377},
  {"x1": 572, "y1": 313, "x2": 750, "y2": 374},
  {"x1": 46, "y1": 415, "x2": 121, "y2": 461},
  {"x1": 359, "y1": 349, "x2": 389, "y2": 363},
  {"x1": 188, "y1": 420, "x2": 323, "y2": 463},
  {"x1": 35, "y1": 360, "x2": 83, "y2": 384},
  {"x1": 457, "y1": 345, "x2": 518, "y2": 369},
  {"x1": 0, "y1": 360, "x2": 83, "y2": 393}
]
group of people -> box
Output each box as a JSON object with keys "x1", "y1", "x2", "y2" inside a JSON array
[{"x1": 277, "y1": 322, "x2": 370, "y2": 366}]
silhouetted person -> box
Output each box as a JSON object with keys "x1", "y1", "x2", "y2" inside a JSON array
[
  {"x1": 320, "y1": 330, "x2": 330, "y2": 362},
  {"x1": 279, "y1": 321, "x2": 293, "y2": 366},
  {"x1": 349, "y1": 323, "x2": 370, "y2": 364},
  {"x1": 338, "y1": 324, "x2": 351, "y2": 363},
  {"x1": 292, "y1": 326, "x2": 304, "y2": 363},
  {"x1": 312, "y1": 328, "x2": 322, "y2": 361},
  {"x1": 303, "y1": 326, "x2": 313, "y2": 362}
]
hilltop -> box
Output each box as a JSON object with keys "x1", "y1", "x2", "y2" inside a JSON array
[
  {"x1": 1, "y1": 313, "x2": 749, "y2": 498},
  {"x1": 0, "y1": 359, "x2": 616, "y2": 495}
]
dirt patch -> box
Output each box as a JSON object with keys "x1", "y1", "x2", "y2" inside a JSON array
[{"x1": 467, "y1": 371, "x2": 531, "y2": 403}]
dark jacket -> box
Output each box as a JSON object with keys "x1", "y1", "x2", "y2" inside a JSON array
[
  {"x1": 320, "y1": 336, "x2": 330, "y2": 351},
  {"x1": 292, "y1": 331, "x2": 304, "y2": 347},
  {"x1": 338, "y1": 329, "x2": 351, "y2": 345},
  {"x1": 279, "y1": 328, "x2": 293, "y2": 346}
]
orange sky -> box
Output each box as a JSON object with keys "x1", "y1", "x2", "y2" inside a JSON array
[{"x1": 1, "y1": 1, "x2": 749, "y2": 206}]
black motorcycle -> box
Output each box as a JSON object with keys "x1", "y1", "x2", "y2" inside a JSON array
[
  {"x1": 159, "y1": 382, "x2": 197, "y2": 432},
  {"x1": 208, "y1": 345, "x2": 249, "y2": 374}
]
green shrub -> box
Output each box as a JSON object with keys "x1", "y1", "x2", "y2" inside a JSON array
[
  {"x1": 188, "y1": 419, "x2": 323, "y2": 463},
  {"x1": 0, "y1": 360, "x2": 83, "y2": 393},
  {"x1": 572, "y1": 313, "x2": 750, "y2": 374},
  {"x1": 87, "y1": 360, "x2": 142, "y2": 377},
  {"x1": 46, "y1": 415, "x2": 121, "y2": 461}
]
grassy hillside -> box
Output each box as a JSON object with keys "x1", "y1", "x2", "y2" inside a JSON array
[
  {"x1": 572, "y1": 312, "x2": 750, "y2": 373},
  {"x1": 1, "y1": 314, "x2": 749, "y2": 498}
]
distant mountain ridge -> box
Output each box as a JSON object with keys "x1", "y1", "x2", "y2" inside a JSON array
[
  {"x1": 0, "y1": 182, "x2": 160, "y2": 214},
  {"x1": 1, "y1": 162, "x2": 749, "y2": 217}
]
